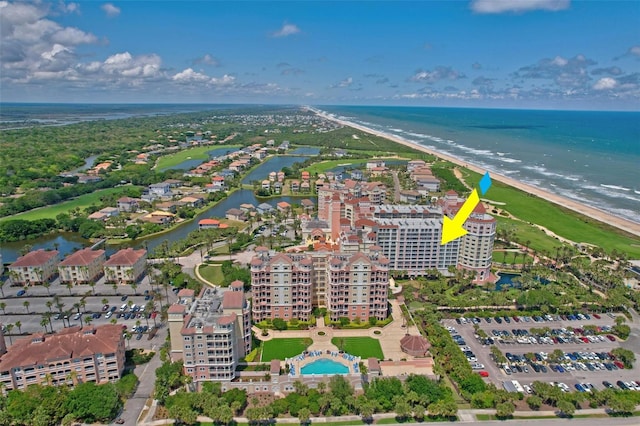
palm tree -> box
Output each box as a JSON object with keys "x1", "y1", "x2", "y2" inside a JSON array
[
  {"x1": 43, "y1": 312, "x2": 53, "y2": 332},
  {"x1": 102, "y1": 298, "x2": 109, "y2": 306},
  {"x1": 89, "y1": 281, "x2": 96, "y2": 295},
  {"x1": 5, "y1": 324, "x2": 14, "y2": 344},
  {"x1": 66, "y1": 283, "x2": 73, "y2": 296},
  {"x1": 0, "y1": 279, "x2": 6, "y2": 297},
  {"x1": 84, "y1": 316, "x2": 93, "y2": 327},
  {"x1": 73, "y1": 302, "x2": 81, "y2": 314},
  {"x1": 42, "y1": 281, "x2": 51, "y2": 295},
  {"x1": 15, "y1": 321, "x2": 22, "y2": 334},
  {"x1": 112, "y1": 283, "x2": 118, "y2": 295},
  {"x1": 40, "y1": 317, "x2": 49, "y2": 333},
  {"x1": 131, "y1": 282, "x2": 138, "y2": 296},
  {"x1": 23, "y1": 300, "x2": 30, "y2": 313},
  {"x1": 125, "y1": 332, "x2": 132, "y2": 348},
  {"x1": 0, "y1": 302, "x2": 6, "y2": 314}
]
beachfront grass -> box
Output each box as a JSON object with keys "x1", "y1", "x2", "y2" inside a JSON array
[
  {"x1": 155, "y1": 144, "x2": 240, "y2": 171},
  {"x1": 261, "y1": 338, "x2": 313, "y2": 362},
  {"x1": 197, "y1": 264, "x2": 224, "y2": 286},
  {"x1": 492, "y1": 251, "x2": 534, "y2": 265},
  {"x1": 494, "y1": 216, "x2": 564, "y2": 254},
  {"x1": 461, "y1": 169, "x2": 640, "y2": 257},
  {"x1": 330, "y1": 337, "x2": 384, "y2": 359},
  {"x1": 0, "y1": 187, "x2": 138, "y2": 223}
]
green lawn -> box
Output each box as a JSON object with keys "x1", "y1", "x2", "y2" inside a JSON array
[
  {"x1": 155, "y1": 144, "x2": 240, "y2": 170},
  {"x1": 0, "y1": 187, "x2": 137, "y2": 222},
  {"x1": 461, "y1": 169, "x2": 640, "y2": 258},
  {"x1": 330, "y1": 337, "x2": 384, "y2": 359},
  {"x1": 492, "y1": 250, "x2": 534, "y2": 265},
  {"x1": 261, "y1": 338, "x2": 313, "y2": 362},
  {"x1": 197, "y1": 264, "x2": 225, "y2": 285}
]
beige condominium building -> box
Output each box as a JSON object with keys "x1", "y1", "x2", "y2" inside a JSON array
[
  {"x1": 0, "y1": 324, "x2": 125, "y2": 392},
  {"x1": 103, "y1": 248, "x2": 147, "y2": 284},
  {"x1": 58, "y1": 248, "x2": 106, "y2": 284},
  {"x1": 168, "y1": 285, "x2": 251, "y2": 383},
  {"x1": 251, "y1": 248, "x2": 389, "y2": 323},
  {"x1": 7, "y1": 249, "x2": 60, "y2": 285}
]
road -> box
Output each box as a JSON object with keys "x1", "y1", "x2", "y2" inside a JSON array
[{"x1": 115, "y1": 326, "x2": 168, "y2": 425}]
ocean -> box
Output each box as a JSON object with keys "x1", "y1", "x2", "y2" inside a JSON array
[{"x1": 318, "y1": 106, "x2": 640, "y2": 224}]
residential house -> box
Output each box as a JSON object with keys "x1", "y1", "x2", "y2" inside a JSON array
[
  {"x1": 8, "y1": 249, "x2": 59, "y2": 285},
  {"x1": 180, "y1": 196, "x2": 205, "y2": 208},
  {"x1": 256, "y1": 203, "x2": 274, "y2": 215},
  {"x1": 226, "y1": 208, "x2": 246, "y2": 222},
  {"x1": 87, "y1": 207, "x2": 119, "y2": 222},
  {"x1": 58, "y1": 248, "x2": 106, "y2": 284},
  {"x1": 104, "y1": 248, "x2": 147, "y2": 284},
  {"x1": 261, "y1": 180, "x2": 271, "y2": 190},
  {"x1": 290, "y1": 180, "x2": 300, "y2": 192},
  {"x1": 276, "y1": 201, "x2": 291, "y2": 214},
  {"x1": 140, "y1": 210, "x2": 176, "y2": 225},
  {"x1": 198, "y1": 219, "x2": 220, "y2": 230},
  {"x1": 117, "y1": 197, "x2": 139, "y2": 213}
]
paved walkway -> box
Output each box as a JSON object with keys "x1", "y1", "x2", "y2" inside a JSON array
[{"x1": 254, "y1": 299, "x2": 420, "y2": 361}]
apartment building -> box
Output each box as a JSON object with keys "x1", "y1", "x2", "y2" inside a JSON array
[
  {"x1": 104, "y1": 248, "x2": 147, "y2": 284},
  {"x1": 441, "y1": 192, "x2": 496, "y2": 281},
  {"x1": 8, "y1": 249, "x2": 59, "y2": 285},
  {"x1": 58, "y1": 248, "x2": 106, "y2": 284},
  {"x1": 168, "y1": 286, "x2": 251, "y2": 383},
  {"x1": 250, "y1": 249, "x2": 389, "y2": 322},
  {"x1": 0, "y1": 324, "x2": 125, "y2": 391}
]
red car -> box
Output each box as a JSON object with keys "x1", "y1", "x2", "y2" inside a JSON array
[
  {"x1": 614, "y1": 361, "x2": 625, "y2": 369},
  {"x1": 479, "y1": 371, "x2": 489, "y2": 377},
  {"x1": 593, "y1": 314, "x2": 601, "y2": 319},
  {"x1": 580, "y1": 337, "x2": 589, "y2": 343},
  {"x1": 606, "y1": 335, "x2": 616, "y2": 342}
]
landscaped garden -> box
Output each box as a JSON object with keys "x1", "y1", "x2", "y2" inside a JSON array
[
  {"x1": 197, "y1": 263, "x2": 225, "y2": 285},
  {"x1": 331, "y1": 337, "x2": 384, "y2": 359},
  {"x1": 261, "y1": 338, "x2": 313, "y2": 362}
]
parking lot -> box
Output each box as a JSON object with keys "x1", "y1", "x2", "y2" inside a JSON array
[
  {"x1": 0, "y1": 272, "x2": 179, "y2": 346},
  {"x1": 442, "y1": 313, "x2": 639, "y2": 393}
]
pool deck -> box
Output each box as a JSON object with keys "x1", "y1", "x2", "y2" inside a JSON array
[{"x1": 286, "y1": 350, "x2": 360, "y2": 378}]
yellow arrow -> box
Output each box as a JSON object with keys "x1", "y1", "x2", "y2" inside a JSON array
[{"x1": 441, "y1": 188, "x2": 480, "y2": 245}]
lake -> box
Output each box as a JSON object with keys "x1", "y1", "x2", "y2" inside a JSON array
[
  {"x1": 289, "y1": 147, "x2": 320, "y2": 155},
  {"x1": 0, "y1": 189, "x2": 309, "y2": 263},
  {"x1": 241, "y1": 156, "x2": 309, "y2": 184}
]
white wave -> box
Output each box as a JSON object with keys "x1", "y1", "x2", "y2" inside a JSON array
[
  {"x1": 582, "y1": 185, "x2": 640, "y2": 203},
  {"x1": 635, "y1": 190, "x2": 640, "y2": 195},
  {"x1": 497, "y1": 157, "x2": 522, "y2": 164},
  {"x1": 600, "y1": 184, "x2": 632, "y2": 192},
  {"x1": 388, "y1": 128, "x2": 404, "y2": 132},
  {"x1": 496, "y1": 152, "x2": 508, "y2": 156},
  {"x1": 404, "y1": 131, "x2": 430, "y2": 139},
  {"x1": 523, "y1": 165, "x2": 583, "y2": 182}
]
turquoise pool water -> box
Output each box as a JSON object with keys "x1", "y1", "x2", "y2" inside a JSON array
[{"x1": 301, "y1": 358, "x2": 349, "y2": 375}]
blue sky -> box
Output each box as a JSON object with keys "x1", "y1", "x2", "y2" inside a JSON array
[{"x1": 1, "y1": 0, "x2": 639, "y2": 109}]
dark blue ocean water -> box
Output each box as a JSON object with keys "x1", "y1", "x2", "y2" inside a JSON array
[{"x1": 319, "y1": 106, "x2": 640, "y2": 224}]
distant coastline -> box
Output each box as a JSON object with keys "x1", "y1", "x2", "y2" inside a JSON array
[{"x1": 308, "y1": 107, "x2": 640, "y2": 238}]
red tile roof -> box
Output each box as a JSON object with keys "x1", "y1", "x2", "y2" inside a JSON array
[
  {"x1": 231, "y1": 280, "x2": 244, "y2": 288},
  {"x1": 0, "y1": 325, "x2": 122, "y2": 372},
  {"x1": 168, "y1": 304, "x2": 187, "y2": 314},
  {"x1": 222, "y1": 291, "x2": 244, "y2": 309},
  {"x1": 59, "y1": 248, "x2": 105, "y2": 266},
  {"x1": 177, "y1": 289, "x2": 195, "y2": 298},
  {"x1": 104, "y1": 248, "x2": 146, "y2": 266},
  {"x1": 217, "y1": 313, "x2": 237, "y2": 326},
  {"x1": 199, "y1": 218, "x2": 220, "y2": 226},
  {"x1": 10, "y1": 249, "x2": 58, "y2": 268}
]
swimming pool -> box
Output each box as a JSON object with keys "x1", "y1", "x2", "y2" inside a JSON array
[{"x1": 301, "y1": 358, "x2": 349, "y2": 375}]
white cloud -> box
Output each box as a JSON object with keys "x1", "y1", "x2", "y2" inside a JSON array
[
  {"x1": 51, "y1": 27, "x2": 97, "y2": 45},
  {"x1": 593, "y1": 77, "x2": 617, "y2": 90},
  {"x1": 173, "y1": 68, "x2": 210, "y2": 83},
  {"x1": 410, "y1": 66, "x2": 466, "y2": 83},
  {"x1": 629, "y1": 46, "x2": 640, "y2": 57},
  {"x1": 271, "y1": 23, "x2": 300, "y2": 38},
  {"x1": 101, "y1": 3, "x2": 120, "y2": 17},
  {"x1": 471, "y1": 0, "x2": 570, "y2": 14},
  {"x1": 211, "y1": 74, "x2": 235, "y2": 85},
  {"x1": 58, "y1": 2, "x2": 80, "y2": 14},
  {"x1": 329, "y1": 77, "x2": 353, "y2": 88}
]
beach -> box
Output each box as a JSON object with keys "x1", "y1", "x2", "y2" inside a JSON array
[{"x1": 310, "y1": 108, "x2": 640, "y2": 238}]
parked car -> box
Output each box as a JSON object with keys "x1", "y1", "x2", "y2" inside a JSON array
[
  {"x1": 102, "y1": 304, "x2": 109, "y2": 311},
  {"x1": 121, "y1": 295, "x2": 128, "y2": 301},
  {"x1": 479, "y1": 371, "x2": 489, "y2": 377},
  {"x1": 16, "y1": 290, "x2": 26, "y2": 297}
]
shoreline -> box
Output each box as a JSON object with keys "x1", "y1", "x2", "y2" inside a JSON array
[{"x1": 309, "y1": 108, "x2": 640, "y2": 238}]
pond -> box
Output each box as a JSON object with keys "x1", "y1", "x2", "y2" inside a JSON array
[
  {"x1": 494, "y1": 272, "x2": 549, "y2": 291},
  {"x1": 289, "y1": 147, "x2": 320, "y2": 155},
  {"x1": 242, "y1": 156, "x2": 309, "y2": 184},
  {"x1": 158, "y1": 147, "x2": 240, "y2": 172}
]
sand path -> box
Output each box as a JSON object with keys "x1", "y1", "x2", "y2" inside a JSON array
[{"x1": 310, "y1": 108, "x2": 640, "y2": 238}]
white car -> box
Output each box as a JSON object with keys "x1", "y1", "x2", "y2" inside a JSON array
[
  {"x1": 472, "y1": 363, "x2": 485, "y2": 370},
  {"x1": 523, "y1": 385, "x2": 533, "y2": 394},
  {"x1": 558, "y1": 383, "x2": 570, "y2": 392}
]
